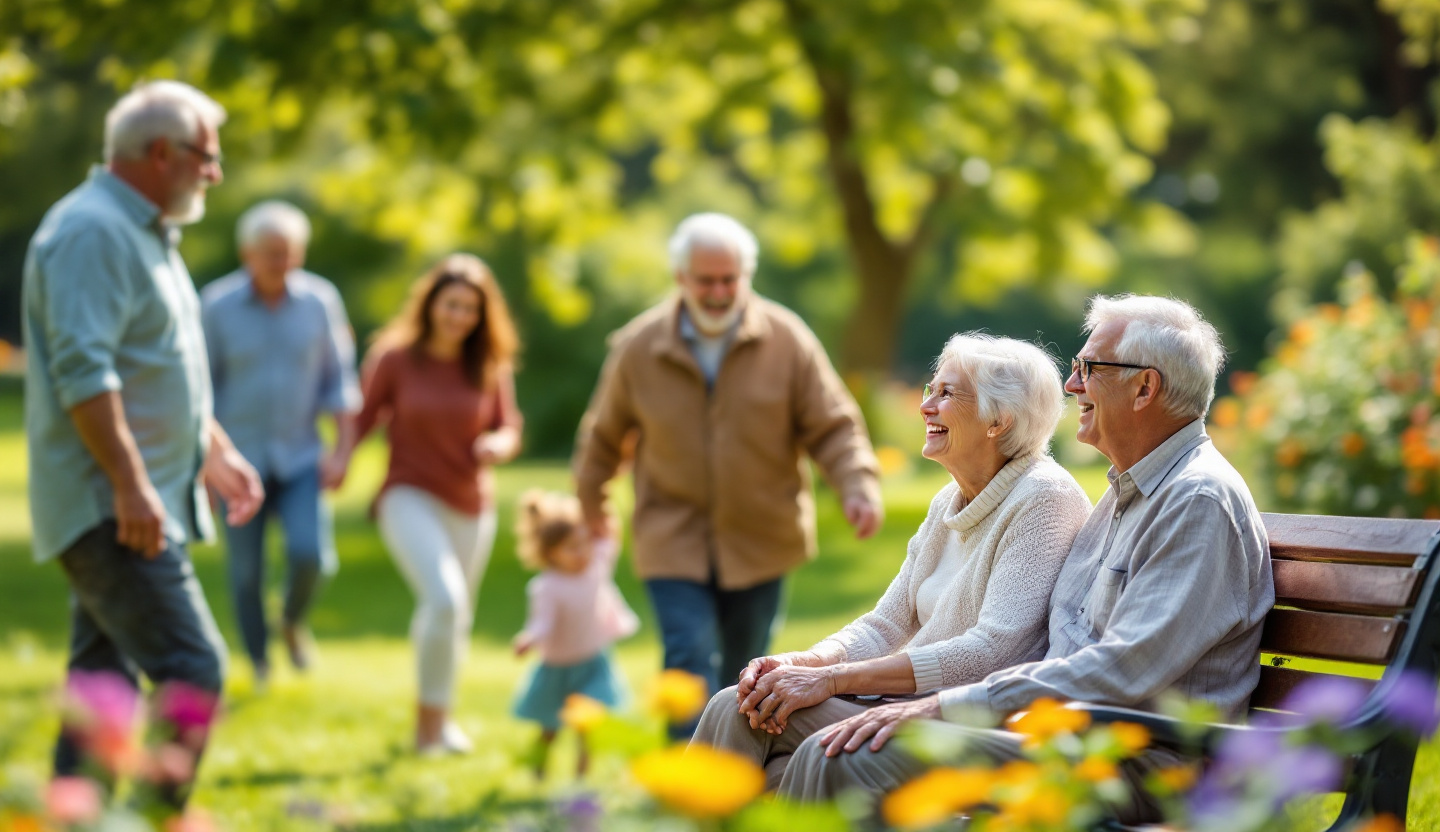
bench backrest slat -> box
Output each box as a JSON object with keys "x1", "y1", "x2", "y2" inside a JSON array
[
  {"x1": 1251, "y1": 663, "x2": 1379, "y2": 711},
  {"x1": 1264, "y1": 513, "x2": 1432, "y2": 566},
  {"x1": 1271, "y1": 560, "x2": 1420, "y2": 615},
  {"x1": 1260, "y1": 608, "x2": 1405, "y2": 664}
]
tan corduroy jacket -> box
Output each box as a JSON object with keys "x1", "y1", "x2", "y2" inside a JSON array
[{"x1": 574, "y1": 295, "x2": 882, "y2": 590}]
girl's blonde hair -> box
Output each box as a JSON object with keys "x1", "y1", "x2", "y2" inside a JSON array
[{"x1": 514, "y1": 490, "x2": 584, "y2": 570}]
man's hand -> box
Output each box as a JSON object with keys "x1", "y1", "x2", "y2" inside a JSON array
[
  {"x1": 114, "y1": 479, "x2": 168, "y2": 557},
  {"x1": 584, "y1": 509, "x2": 618, "y2": 543},
  {"x1": 739, "y1": 664, "x2": 837, "y2": 733},
  {"x1": 818, "y1": 695, "x2": 941, "y2": 756},
  {"x1": 204, "y1": 442, "x2": 264, "y2": 526},
  {"x1": 319, "y1": 450, "x2": 350, "y2": 491},
  {"x1": 843, "y1": 494, "x2": 883, "y2": 539}
]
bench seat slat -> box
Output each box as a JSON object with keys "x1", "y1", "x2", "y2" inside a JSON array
[
  {"x1": 1272, "y1": 560, "x2": 1420, "y2": 614},
  {"x1": 1260, "y1": 608, "x2": 1405, "y2": 663},
  {"x1": 1263, "y1": 513, "x2": 1436, "y2": 566},
  {"x1": 1251, "y1": 665, "x2": 1378, "y2": 712}
]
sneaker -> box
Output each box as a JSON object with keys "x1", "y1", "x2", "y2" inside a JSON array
[
  {"x1": 282, "y1": 624, "x2": 314, "y2": 672},
  {"x1": 441, "y1": 722, "x2": 474, "y2": 754}
]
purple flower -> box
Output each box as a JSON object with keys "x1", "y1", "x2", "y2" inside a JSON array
[
  {"x1": 64, "y1": 670, "x2": 139, "y2": 735},
  {"x1": 155, "y1": 681, "x2": 219, "y2": 733},
  {"x1": 1379, "y1": 670, "x2": 1440, "y2": 737},
  {"x1": 1213, "y1": 728, "x2": 1282, "y2": 773},
  {"x1": 1269, "y1": 744, "x2": 1343, "y2": 801},
  {"x1": 1279, "y1": 676, "x2": 1370, "y2": 724}
]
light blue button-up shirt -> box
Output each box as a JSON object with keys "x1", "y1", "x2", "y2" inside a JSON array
[
  {"x1": 201, "y1": 269, "x2": 360, "y2": 481},
  {"x1": 23, "y1": 167, "x2": 214, "y2": 562}
]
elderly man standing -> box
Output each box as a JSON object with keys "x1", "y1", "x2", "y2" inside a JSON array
[
  {"x1": 201, "y1": 200, "x2": 360, "y2": 684},
  {"x1": 779, "y1": 295, "x2": 1274, "y2": 824},
  {"x1": 22, "y1": 81, "x2": 263, "y2": 807},
  {"x1": 574, "y1": 212, "x2": 884, "y2": 734}
]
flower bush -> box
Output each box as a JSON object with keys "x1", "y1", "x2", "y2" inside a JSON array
[{"x1": 1210, "y1": 234, "x2": 1440, "y2": 517}]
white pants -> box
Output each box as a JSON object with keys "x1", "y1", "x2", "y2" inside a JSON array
[{"x1": 377, "y1": 485, "x2": 497, "y2": 708}]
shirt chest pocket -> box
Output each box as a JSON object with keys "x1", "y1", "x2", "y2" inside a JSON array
[{"x1": 1080, "y1": 565, "x2": 1128, "y2": 636}]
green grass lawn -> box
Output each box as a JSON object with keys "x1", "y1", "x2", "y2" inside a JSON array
[{"x1": 0, "y1": 376, "x2": 1435, "y2": 830}]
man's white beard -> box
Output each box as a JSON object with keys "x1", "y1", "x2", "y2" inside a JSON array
[
  {"x1": 168, "y1": 188, "x2": 207, "y2": 226},
  {"x1": 683, "y1": 294, "x2": 744, "y2": 336}
]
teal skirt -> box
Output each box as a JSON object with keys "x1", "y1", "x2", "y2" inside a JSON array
[{"x1": 512, "y1": 651, "x2": 626, "y2": 731}]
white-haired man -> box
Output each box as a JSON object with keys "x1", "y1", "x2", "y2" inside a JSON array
[
  {"x1": 777, "y1": 295, "x2": 1274, "y2": 824},
  {"x1": 22, "y1": 80, "x2": 263, "y2": 806},
  {"x1": 575, "y1": 212, "x2": 885, "y2": 736},
  {"x1": 200, "y1": 201, "x2": 360, "y2": 683}
]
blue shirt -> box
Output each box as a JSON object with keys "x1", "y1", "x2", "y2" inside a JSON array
[
  {"x1": 23, "y1": 167, "x2": 214, "y2": 562},
  {"x1": 201, "y1": 269, "x2": 360, "y2": 481}
]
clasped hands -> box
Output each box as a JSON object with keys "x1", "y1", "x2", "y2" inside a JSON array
[{"x1": 736, "y1": 653, "x2": 837, "y2": 734}]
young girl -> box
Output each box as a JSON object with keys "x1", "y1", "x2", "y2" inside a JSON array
[{"x1": 512, "y1": 490, "x2": 638, "y2": 773}]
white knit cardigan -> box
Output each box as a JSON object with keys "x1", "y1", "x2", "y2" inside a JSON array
[{"x1": 811, "y1": 454, "x2": 1092, "y2": 693}]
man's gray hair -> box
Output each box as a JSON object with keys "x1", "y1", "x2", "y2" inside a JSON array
[
  {"x1": 1084, "y1": 294, "x2": 1227, "y2": 420},
  {"x1": 667, "y1": 212, "x2": 759, "y2": 278},
  {"x1": 103, "y1": 80, "x2": 227, "y2": 163},
  {"x1": 237, "y1": 200, "x2": 312, "y2": 250},
  {"x1": 937, "y1": 333, "x2": 1066, "y2": 459}
]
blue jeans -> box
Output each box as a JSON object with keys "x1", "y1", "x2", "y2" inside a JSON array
[
  {"x1": 645, "y1": 576, "x2": 785, "y2": 738},
  {"x1": 54, "y1": 520, "x2": 227, "y2": 808},
  {"x1": 222, "y1": 466, "x2": 336, "y2": 670}
]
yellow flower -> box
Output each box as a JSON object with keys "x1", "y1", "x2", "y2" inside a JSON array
[
  {"x1": 876, "y1": 445, "x2": 910, "y2": 477},
  {"x1": 994, "y1": 760, "x2": 1042, "y2": 786},
  {"x1": 881, "y1": 767, "x2": 993, "y2": 830},
  {"x1": 1005, "y1": 698, "x2": 1090, "y2": 747},
  {"x1": 1210, "y1": 398, "x2": 1240, "y2": 430},
  {"x1": 632, "y1": 744, "x2": 764, "y2": 818},
  {"x1": 648, "y1": 669, "x2": 709, "y2": 724},
  {"x1": 1075, "y1": 756, "x2": 1119, "y2": 782},
  {"x1": 998, "y1": 782, "x2": 1070, "y2": 826},
  {"x1": 559, "y1": 694, "x2": 608, "y2": 732},
  {"x1": 1109, "y1": 722, "x2": 1151, "y2": 755},
  {"x1": 1154, "y1": 764, "x2": 1198, "y2": 793}
]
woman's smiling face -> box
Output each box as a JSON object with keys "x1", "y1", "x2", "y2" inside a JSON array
[{"x1": 920, "y1": 364, "x2": 992, "y2": 470}]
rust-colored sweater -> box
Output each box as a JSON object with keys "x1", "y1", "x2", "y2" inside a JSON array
[{"x1": 355, "y1": 345, "x2": 521, "y2": 515}]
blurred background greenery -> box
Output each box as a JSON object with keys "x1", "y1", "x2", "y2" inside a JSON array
[{"x1": 4, "y1": 0, "x2": 1440, "y2": 468}]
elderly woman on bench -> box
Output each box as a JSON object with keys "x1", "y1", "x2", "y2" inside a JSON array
[{"x1": 690, "y1": 333, "x2": 1092, "y2": 788}]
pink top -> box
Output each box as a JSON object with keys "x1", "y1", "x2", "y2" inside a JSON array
[
  {"x1": 520, "y1": 539, "x2": 640, "y2": 665},
  {"x1": 355, "y1": 345, "x2": 521, "y2": 515}
]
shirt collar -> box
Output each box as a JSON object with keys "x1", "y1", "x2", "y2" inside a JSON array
[
  {"x1": 89, "y1": 166, "x2": 178, "y2": 245},
  {"x1": 241, "y1": 269, "x2": 298, "y2": 304},
  {"x1": 678, "y1": 304, "x2": 738, "y2": 344},
  {"x1": 1106, "y1": 418, "x2": 1210, "y2": 498}
]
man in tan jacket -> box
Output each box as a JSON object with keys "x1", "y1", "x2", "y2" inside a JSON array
[{"x1": 575, "y1": 212, "x2": 884, "y2": 735}]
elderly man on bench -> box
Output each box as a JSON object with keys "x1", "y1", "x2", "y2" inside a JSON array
[{"x1": 773, "y1": 294, "x2": 1275, "y2": 825}]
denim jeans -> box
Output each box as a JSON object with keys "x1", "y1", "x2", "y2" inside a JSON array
[
  {"x1": 222, "y1": 466, "x2": 336, "y2": 670},
  {"x1": 54, "y1": 520, "x2": 227, "y2": 808},
  {"x1": 645, "y1": 575, "x2": 785, "y2": 738}
]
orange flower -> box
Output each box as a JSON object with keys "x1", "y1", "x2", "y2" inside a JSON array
[
  {"x1": 632, "y1": 744, "x2": 764, "y2": 817},
  {"x1": 1154, "y1": 764, "x2": 1199, "y2": 793},
  {"x1": 1245, "y1": 403, "x2": 1272, "y2": 431},
  {"x1": 995, "y1": 760, "x2": 1042, "y2": 786},
  {"x1": 559, "y1": 694, "x2": 608, "y2": 732},
  {"x1": 1275, "y1": 439, "x2": 1306, "y2": 469},
  {"x1": 648, "y1": 669, "x2": 708, "y2": 724},
  {"x1": 998, "y1": 782, "x2": 1070, "y2": 826},
  {"x1": 1006, "y1": 698, "x2": 1090, "y2": 747},
  {"x1": 1109, "y1": 722, "x2": 1151, "y2": 754},
  {"x1": 1353, "y1": 813, "x2": 1405, "y2": 832},
  {"x1": 1228, "y1": 370, "x2": 1258, "y2": 397},
  {"x1": 1407, "y1": 473, "x2": 1428, "y2": 496},
  {"x1": 1288, "y1": 319, "x2": 1317, "y2": 346},
  {"x1": 1340, "y1": 432, "x2": 1366, "y2": 458},
  {"x1": 1405, "y1": 298, "x2": 1433, "y2": 332},
  {"x1": 1318, "y1": 303, "x2": 1343, "y2": 324},
  {"x1": 1210, "y1": 398, "x2": 1240, "y2": 430},
  {"x1": 882, "y1": 767, "x2": 994, "y2": 829},
  {"x1": 1075, "y1": 756, "x2": 1119, "y2": 782}
]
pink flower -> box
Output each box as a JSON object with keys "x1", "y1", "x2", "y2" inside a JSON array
[
  {"x1": 45, "y1": 777, "x2": 102, "y2": 824},
  {"x1": 63, "y1": 671, "x2": 139, "y2": 736},
  {"x1": 155, "y1": 681, "x2": 219, "y2": 735},
  {"x1": 164, "y1": 808, "x2": 218, "y2": 832}
]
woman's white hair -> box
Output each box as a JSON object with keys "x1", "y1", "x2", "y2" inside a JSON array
[
  {"x1": 667, "y1": 212, "x2": 759, "y2": 278},
  {"x1": 1083, "y1": 294, "x2": 1226, "y2": 420},
  {"x1": 936, "y1": 333, "x2": 1066, "y2": 459},
  {"x1": 237, "y1": 200, "x2": 312, "y2": 250},
  {"x1": 103, "y1": 80, "x2": 227, "y2": 163}
]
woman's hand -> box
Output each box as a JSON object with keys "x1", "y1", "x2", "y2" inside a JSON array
[
  {"x1": 739, "y1": 664, "x2": 838, "y2": 733},
  {"x1": 473, "y1": 429, "x2": 518, "y2": 465},
  {"x1": 817, "y1": 695, "x2": 941, "y2": 756},
  {"x1": 737, "y1": 651, "x2": 824, "y2": 702}
]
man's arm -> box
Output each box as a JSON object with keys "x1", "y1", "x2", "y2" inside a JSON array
[
  {"x1": 68, "y1": 391, "x2": 168, "y2": 557},
  {"x1": 790, "y1": 328, "x2": 883, "y2": 538},
  {"x1": 573, "y1": 341, "x2": 636, "y2": 540},
  {"x1": 204, "y1": 417, "x2": 264, "y2": 527}
]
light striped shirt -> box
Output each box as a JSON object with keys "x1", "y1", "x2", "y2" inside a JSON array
[{"x1": 938, "y1": 420, "x2": 1274, "y2": 722}]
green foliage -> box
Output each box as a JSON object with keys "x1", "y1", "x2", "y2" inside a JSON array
[{"x1": 1213, "y1": 235, "x2": 1440, "y2": 517}]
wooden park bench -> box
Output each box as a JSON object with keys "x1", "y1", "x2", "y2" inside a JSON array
[{"x1": 1087, "y1": 512, "x2": 1440, "y2": 831}]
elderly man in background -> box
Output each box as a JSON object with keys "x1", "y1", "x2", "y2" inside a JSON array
[
  {"x1": 574, "y1": 212, "x2": 884, "y2": 737},
  {"x1": 201, "y1": 200, "x2": 360, "y2": 684},
  {"x1": 779, "y1": 295, "x2": 1273, "y2": 825},
  {"x1": 22, "y1": 80, "x2": 263, "y2": 807}
]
